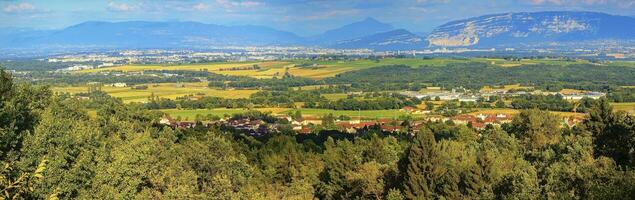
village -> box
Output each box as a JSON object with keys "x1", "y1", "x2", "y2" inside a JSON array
[{"x1": 158, "y1": 104, "x2": 584, "y2": 135}]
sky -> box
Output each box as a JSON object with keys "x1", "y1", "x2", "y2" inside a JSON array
[{"x1": 1, "y1": 0, "x2": 635, "y2": 36}]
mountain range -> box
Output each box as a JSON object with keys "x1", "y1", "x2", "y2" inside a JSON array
[
  {"x1": 427, "y1": 11, "x2": 635, "y2": 48},
  {"x1": 1, "y1": 11, "x2": 634, "y2": 51}
]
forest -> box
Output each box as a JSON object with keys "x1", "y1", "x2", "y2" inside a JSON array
[
  {"x1": 2, "y1": 65, "x2": 635, "y2": 200},
  {"x1": 327, "y1": 63, "x2": 635, "y2": 91}
]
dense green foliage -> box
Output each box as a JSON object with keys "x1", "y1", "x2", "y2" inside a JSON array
[
  {"x1": 2, "y1": 67, "x2": 635, "y2": 199},
  {"x1": 327, "y1": 63, "x2": 635, "y2": 91},
  {"x1": 19, "y1": 71, "x2": 201, "y2": 85}
]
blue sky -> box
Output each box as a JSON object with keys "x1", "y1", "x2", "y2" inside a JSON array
[{"x1": 1, "y1": 0, "x2": 634, "y2": 36}]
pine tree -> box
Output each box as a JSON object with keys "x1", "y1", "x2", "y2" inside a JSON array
[
  {"x1": 585, "y1": 97, "x2": 635, "y2": 167},
  {"x1": 403, "y1": 129, "x2": 439, "y2": 199}
]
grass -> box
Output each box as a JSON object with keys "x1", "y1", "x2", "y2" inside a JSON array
[
  {"x1": 322, "y1": 93, "x2": 348, "y2": 101},
  {"x1": 52, "y1": 82, "x2": 258, "y2": 103}
]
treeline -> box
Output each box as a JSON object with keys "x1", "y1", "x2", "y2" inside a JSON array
[
  {"x1": 326, "y1": 63, "x2": 635, "y2": 92},
  {"x1": 209, "y1": 75, "x2": 319, "y2": 90},
  {"x1": 3, "y1": 67, "x2": 635, "y2": 199},
  {"x1": 510, "y1": 94, "x2": 597, "y2": 112},
  {"x1": 306, "y1": 94, "x2": 421, "y2": 110},
  {"x1": 0, "y1": 60, "x2": 84, "y2": 71},
  {"x1": 142, "y1": 90, "x2": 423, "y2": 111},
  {"x1": 608, "y1": 87, "x2": 635, "y2": 102},
  {"x1": 20, "y1": 72, "x2": 201, "y2": 85}
]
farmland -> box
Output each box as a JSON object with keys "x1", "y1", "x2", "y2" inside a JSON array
[
  {"x1": 613, "y1": 102, "x2": 635, "y2": 114},
  {"x1": 77, "y1": 58, "x2": 634, "y2": 80},
  {"x1": 52, "y1": 82, "x2": 258, "y2": 103}
]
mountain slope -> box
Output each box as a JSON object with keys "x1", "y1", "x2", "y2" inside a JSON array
[
  {"x1": 330, "y1": 29, "x2": 427, "y2": 50},
  {"x1": 427, "y1": 11, "x2": 635, "y2": 47},
  {"x1": 4, "y1": 21, "x2": 304, "y2": 49},
  {"x1": 311, "y1": 17, "x2": 394, "y2": 45}
]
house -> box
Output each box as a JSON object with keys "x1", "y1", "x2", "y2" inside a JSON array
[
  {"x1": 381, "y1": 125, "x2": 401, "y2": 133},
  {"x1": 299, "y1": 127, "x2": 312, "y2": 134},
  {"x1": 108, "y1": 83, "x2": 127, "y2": 87},
  {"x1": 174, "y1": 121, "x2": 195, "y2": 129},
  {"x1": 159, "y1": 116, "x2": 176, "y2": 125},
  {"x1": 560, "y1": 92, "x2": 605, "y2": 100},
  {"x1": 400, "y1": 106, "x2": 416, "y2": 113},
  {"x1": 452, "y1": 115, "x2": 477, "y2": 125},
  {"x1": 295, "y1": 116, "x2": 322, "y2": 126}
]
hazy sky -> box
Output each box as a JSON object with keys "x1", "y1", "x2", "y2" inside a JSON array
[{"x1": 1, "y1": 0, "x2": 634, "y2": 36}]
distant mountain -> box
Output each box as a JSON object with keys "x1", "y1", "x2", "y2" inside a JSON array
[
  {"x1": 310, "y1": 17, "x2": 394, "y2": 45},
  {"x1": 330, "y1": 29, "x2": 427, "y2": 51},
  {"x1": 2, "y1": 11, "x2": 634, "y2": 53},
  {"x1": 3, "y1": 21, "x2": 304, "y2": 49},
  {"x1": 0, "y1": 27, "x2": 55, "y2": 45},
  {"x1": 427, "y1": 11, "x2": 635, "y2": 47}
]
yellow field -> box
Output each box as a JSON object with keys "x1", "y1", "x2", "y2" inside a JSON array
[
  {"x1": 612, "y1": 102, "x2": 635, "y2": 114},
  {"x1": 322, "y1": 93, "x2": 348, "y2": 100},
  {"x1": 52, "y1": 82, "x2": 258, "y2": 103},
  {"x1": 480, "y1": 84, "x2": 534, "y2": 92},
  {"x1": 78, "y1": 58, "x2": 635, "y2": 80}
]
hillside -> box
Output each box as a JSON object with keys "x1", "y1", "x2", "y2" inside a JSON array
[
  {"x1": 309, "y1": 17, "x2": 395, "y2": 45},
  {"x1": 427, "y1": 11, "x2": 635, "y2": 47},
  {"x1": 3, "y1": 21, "x2": 305, "y2": 48},
  {"x1": 330, "y1": 29, "x2": 428, "y2": 51}
]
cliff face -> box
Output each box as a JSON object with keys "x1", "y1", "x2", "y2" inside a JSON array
[{"x1": 427, "y1": 11, "x2": 635, "y2": 47}]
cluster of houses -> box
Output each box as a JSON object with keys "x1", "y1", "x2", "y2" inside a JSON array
[
  {"x1": 158, "y1": 105, "x2": 587, "y2": 135},
  {"x1": 401, "y1": 87, "x2": 606, "y2": 102}
]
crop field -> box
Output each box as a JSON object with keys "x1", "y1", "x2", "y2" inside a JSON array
[
  {"x1": 480, "y1": 84, "x2": 534, "y2": 92},
  {"x1": 322, "y1": 93, "x2": 349, "y2": 100},
  {"x1": 53, "y1": 82, "x2": 258, "y2": 103},
  {"x1": 78, "y1": 58, "x2": 635, "y2": 80},
  {"x1": 612, "y1": 102, "x2": 635, "y2": 114}
]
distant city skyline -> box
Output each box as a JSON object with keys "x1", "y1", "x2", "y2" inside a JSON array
[{"x1": 1, "y1": 0, "x2": 635, "y2": 36}]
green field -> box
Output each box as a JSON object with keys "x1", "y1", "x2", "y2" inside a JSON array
[{"x1": 53, "y1": 82, "x2": 258, "y2": 103}]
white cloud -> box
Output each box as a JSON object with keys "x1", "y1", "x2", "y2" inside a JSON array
[
  {"x1": 108, "y1": 1, "x2": 136, "y2": 12},
  {"x1": 192, "y1": 3, "x2": 210, "y2": 11},
  {"x1": 3, "y1": 2, "x2": 36, "y2": 13},
  {"x1": 216, "y1": 0, "x2": 263, "y2": 9}
]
